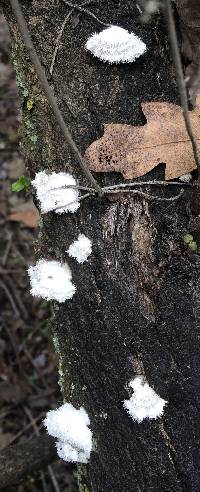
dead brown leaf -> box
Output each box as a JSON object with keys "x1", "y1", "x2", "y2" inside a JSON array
[
  {"x1": 9, "y1": 200, "x2": 39, "y2": 228},
  {"x1": 0, "y1": 381, "x2": 25, "y2": 405},
  {"x1": 0, "y1": 432, "x2": 14, "y2": 450},
  {"x1": 85, "y1": 96, "x2": 200, "y2": 180}
]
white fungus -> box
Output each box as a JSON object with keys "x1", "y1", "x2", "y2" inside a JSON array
[
  {"x1": 85, "y1": 25, "x2": 146, "y2": 64},
  {"x1": 28, "y1": 259, "x2": 76, "y2": 303},
  {"x1": 44, "y1": 403, "x2": 92, "y2": 463},
  {"x1": 67, "y1": 234, "x2": 92, "y2": 263},
  {"x1": 32, "y1": 171, "x2": 80, "y2": 214},
  {"x1": 179, "y1": 172, "x2": 192, "y2": 183},
  {"x1": 123, "y1": 376, "x2": 167, "y2": 423}
]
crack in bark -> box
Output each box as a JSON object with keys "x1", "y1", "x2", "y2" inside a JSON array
[{"x1": 159, "y1": 422, "x2": 185, "y2": 491}]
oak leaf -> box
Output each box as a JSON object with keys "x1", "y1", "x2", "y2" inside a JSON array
[
  {"x1": 85, "y1": 96, "x2": 200, "y2": 180},
  {"x1": 9, "y1": 200, "x2": 39, "y2": 228}
]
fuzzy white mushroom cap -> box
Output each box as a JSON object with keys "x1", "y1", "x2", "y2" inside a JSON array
[
  {"x1": 123, "y1": 376, "x2": 167, "y2": 423},
  {"x1": 67, "y1": 234, "x2": 92, "y2": 263},
  {"x1": 44, "y1": 403, "x2": 92, "y2": 463},
  {"x1": 56, "y1": 441, "x2": 89, "y2": 464},
  {"x1": 86, "y1": 25, "x2": 146, "y2": 63},
  {"x1": 28, "y1": 259, "x2": 76, "y2": 303},
  {"x1": 32, "y1": 171, "x2": 80, "y2": 214}
]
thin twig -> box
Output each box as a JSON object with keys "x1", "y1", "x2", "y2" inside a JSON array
[
  {"x1": 0, "y1": 268, "x2": 22, "y2": 274},
  {"x1": 1, "y1": 232, "x2": 12, "y2": 266},
  {"x1": 10, "y1": 0, "x2": 103, "y2": 196},
  {"x1": 104, "y1": 188, "x2": 184, "y2": 201},
  {"x1": 103, "y1": 180, "x2": 195, "y2": 191},
  {"x1": 23, "y1": 407, "x2": 48, "y2": 492},
  {"x1": 51, "y1": 187, "x2": 184, "y2": 212},
  {"x1": 24, "y1": 347, "x2": 50, "y2": 390},
  {"x1": 54, "y1": 179, "x2": 197, "y2": 195},
  {"x1": 24, "y1": 407, "x2": 60, "y2": 492},
  {"x1": 6, "y1": 276, "x2": 29, "y2": 319},
  {"x1": 62, "y1": 0, "x2": 110, "y2": 26},
  {"x1": 49, "y1": 191, "x2": 94, "y2": 212},
  {"x1": 0, "y1": 412, "x2": 45, "y2": 451},
  {"x1": 47, "y1": 466, "x2": 61, "y2": 492},
  {"x1": 0, "y1": 279, "x2": 20, "y2": 318},
  {"x1": 50, "y1": 10, "x2": 73, "y2": 75},
  {"x1": 164, "y1": 0, "x2": 200, "y2": 175},
  {"x1": 3, "y1": 322, "x2": 24, "y2": 375},
  {"x1": 52, "y1": 184, "x2": 96, "y2": 192},
  {"x1": 50, "y1": 0, "x2": 94, "y2": 75}
]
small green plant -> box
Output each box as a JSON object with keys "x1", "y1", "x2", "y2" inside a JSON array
[
  {"x1": 11, "y1": 175, "x2": 31, "y2": 192},
  {"x1": 183, "y1": 234, "x2": 198, "y2": 252},
  {"x1": 27, "y1": 99, "x2": 33, "y2": 110}
]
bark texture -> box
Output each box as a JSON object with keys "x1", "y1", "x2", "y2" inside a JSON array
[{"x1": 2, "y1": 1, "x2": 200, "y2": 491}]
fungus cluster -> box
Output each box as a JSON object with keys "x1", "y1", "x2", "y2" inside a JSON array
[
  {"x1": 123, "y1": 376, "x2": 167, "y2": 423},
  {"x1": 67, "y1": 233, "x2": 92, "y2": 264},
  {"x1": 32, "y1": 171, "x2": 80, "y2": 214},
  {"x1": 28, "y1": 259, "x2": 76, "y2": 303},
  {"x1": 28, "y1": 10, "x2": 169, "y2": 464},
  {"x1": 28, "y1": 172, "x2": 92, "y2": 302},
  {"x1": 44, "y1": 403, "x2": 92, "y2": 463},
  {"x1": 86, "y1": 25, "x2": 146, "y2": 64}
]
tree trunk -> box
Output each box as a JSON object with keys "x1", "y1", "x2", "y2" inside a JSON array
[{"x1": 2, "y1": 1, "x2": 200, "y2": 490}]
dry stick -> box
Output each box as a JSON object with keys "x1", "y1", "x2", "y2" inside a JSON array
[
  {"x1": 1, "y1": 232, "x2": 12, "y2": 266},
  {"x1": 10, "y1": 0, "x2": 103, "y2": 196},
  {"x1": 4, "y1": 322, "x2": 24, "y2": 375},
  {"x1": 103, "y1": 180, "x2": 195, "y2": 190},
  {"x1": 62, "y1": 0, "x2": 110, "y2": 27},
  {"x1": 50, "y1": 0, "x2": 94, "y2": 75},
  {"x1": 164, "y1": 0, "x2": 200, "y2": 175},
  {"x1": 50, "y1": 10, "x2": 73, "y2": 75},
  {"x1": 0, "y1": 412, "x2": 45, "y2": 451},
  {"x1": 24, "y1": 407, "x2": 60, "y2": 492},
  {"x1": 50, "y1": 191, "x2": 94, "y2": 212},
  {"x1": 52, "y1": 184, "x2": 96, "y2": 192},
  {"x1": 104, "y1": 188, "x2": 184, "y2": 201},
  {"x1": 57, "y1": 180, "x2": 197, "y2": 193},
  {"x1": 0, "y1": 279, "x2": 20, "y2": 317},
  {"x1": 24, "y1": 347, "x2": 50, "y2": 390},
  {"x1": 6, "y1": 276, "x2": 29, "y2": 319},
  {"x1": 53, "y1": 188, "x2": 184, "y2": 211}
]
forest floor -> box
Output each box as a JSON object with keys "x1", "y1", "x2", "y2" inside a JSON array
[{"x1": 0, "y1": 13, "x2": 74, "y2": 492}]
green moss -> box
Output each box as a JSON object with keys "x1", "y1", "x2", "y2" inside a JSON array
[
  {"x1": 183, "y1": 234, "x2": 194, "y2": 245},
  {"x1": 75, "y1": 466, "x2": 89, "y2": 492},
  {"x1": 188, "y1": 241, "x2": 198, "y2": 252},
  {"x1": 27, "y1": 99, "x2": 34, "y2": 110},
  {"x1": 183, "y1": 234, "x2": 198, "y2": 252}
]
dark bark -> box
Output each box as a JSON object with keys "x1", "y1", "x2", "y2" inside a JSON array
[
  {"x1": 0, "y1": 435, "x2": 57, "y2": 489},
  {"x1": 175, "y1": 0, "x2": 200, "y2": 68},
  {"x1": 2, "y1": 1, "x2": 200, "y2": 491}
]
